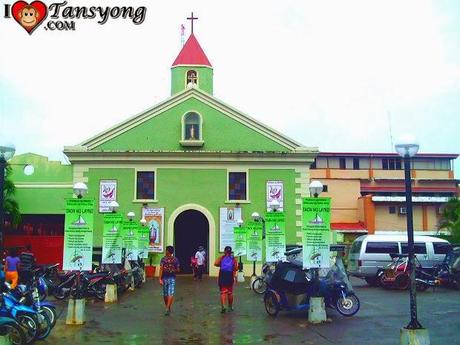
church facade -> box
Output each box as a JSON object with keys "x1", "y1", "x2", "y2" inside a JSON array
[{"x1": 7, "y1": 32, "x2": 318, "y2": 276}]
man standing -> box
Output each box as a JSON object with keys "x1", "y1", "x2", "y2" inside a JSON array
[
  {"x1": 159, "y1": 246, "x2": 180, "y2": 316},
  {"x1": 194, "y1": 245, "x2": 206, "y2": 281},
  {"x1": 214, "y1": 246, "x2": 238, "y2": 313}
]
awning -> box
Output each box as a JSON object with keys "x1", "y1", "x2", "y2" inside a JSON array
[{"x1": 331, "y1": 222, "x2": 368, "y2": 233}]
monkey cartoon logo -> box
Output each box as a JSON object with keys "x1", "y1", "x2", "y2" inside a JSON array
[{"x1": 12, "y1": 1, "x2": 48, "y2": 34}]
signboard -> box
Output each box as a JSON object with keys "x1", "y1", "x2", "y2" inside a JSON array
[
  {"x1": 233, "y1": 226, "x2": 247, "y2": 257},
  {"x1": 122, "y1": 220, "x2": 139, "y2": 261},
  {"x1": 267, "y1": 180, "x2": 284, "y2": 212},
  {"x1": 137, "y1": 225, "x2": 150, "y2": 259},
  {"x1": 99, "y1": 180, "x2": 117, "y2": 213},
  {"x1": 219, "y1": 207, "x2": 242, "y2": 252},
  {"x1": 102, "y1": 213, "x2": 123, "y2": 264},
  {"x1": 63, "y1": 198, "x2": 94, "y2": 271},
  {"x1": 246, "y1": 221, "x2": 263, "y2": 262},
  {"x1": 302, "y1": 197, "x2": 331, "y2": 269},
  {"x1": 265, "y1": 211, "x2": 286, "y2": 262},
  {"x1": 142, "y1": 207, "x2": 164, "y2": 253}
]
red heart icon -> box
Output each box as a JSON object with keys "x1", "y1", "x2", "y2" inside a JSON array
[{"x1": 12, "y1": 1, "x2": 48, "y2": 34}]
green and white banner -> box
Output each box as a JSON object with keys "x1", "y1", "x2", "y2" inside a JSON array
[
  {"x1": 137, "y1": 225, "x2": 150, "y2": 259},
  {"x1": 63, "y1": 198, "x2": 95, "y2": 271},
  {"x1": 102, "y1": 213, "x2": 123, "y2": 264},
  {"x1": 122, "y1": 221, "x2": 139, "y2": 261},
  {"x1": 265, "y1": 212, "x2": 286, "y2": 262},
  {"x1": 302, "y1": 197, "x2": 331, "y2": 269},
  {"x1": 233, "y1": 226, "x2": 247, "y2": 257},
  {"x1": 246, "y1": 221, "x2": 263, "y2": 262}
]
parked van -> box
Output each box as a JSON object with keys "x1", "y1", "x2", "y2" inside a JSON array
[{"x1": 348, "y1": 235, "x2": 451, "y2": 286}]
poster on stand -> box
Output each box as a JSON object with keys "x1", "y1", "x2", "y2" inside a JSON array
[
  {"x1": 142, "y1": 207, "x2": 164, "y2": 253},
  {"x1": 102, "y1": 213, "x2": 123, "y2": 264},
  {"x1": 246, "y1": 221, "x2": 263, "y2": 262},
  {"x1": 137, "y1": 225, "x2": 150, "y2": 259},
  {"x1": 233, "y1": 226, "x2": 247, "y2": 257},
  {"x1": 122, "y1": 221, "x2": 139, "y2": 261},
  {"x1": 265, "y1": 212, "x2": 286, "y2": 262},
  {"x1": 99, "y1": 180, "x2": 117, "y2": 213},
  {"x1": 219, "y1": 207, "x2": 242, "y2": 252},
  {"x1": 302, "y1": 197, "x2": 331, "y2": 269},
  {"x1": 266, "y1": 180, "x2": 284, "y2": 212},
  {"x1": 63, "y1": 199, "x2": 95, "y2": 271}
]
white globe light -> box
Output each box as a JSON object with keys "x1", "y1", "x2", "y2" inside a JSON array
[
  {"x1": 127, "y1": 211, "x2": 135, "y2": 220},
  {"x1": 108, "y1": 201, "x2": 120, "y2": 213},
  {"x1": 309, "y1": 180, "x2": 323, "y2": 197},
  {"x1": 73, "y1": 182, "x2": 88, "y2": 198},
  {"x1": 23, "y1": 164, "x2": 34, "y2": 176},
  {"x1": 251, "y1": 212, "x2": 260, "y2": 221},
  {"x1": 0, "y1": 144, "x2": 15, "y2": 161},
  {"x1": 140, "y1": 217, "x2": 147, "y2": 226},
  {"x1": 395, "y1": 135, "x2": 419, "y2": 158},
  {"x1": 237, "y1": 219, "x2": 244, "y2": 226}
]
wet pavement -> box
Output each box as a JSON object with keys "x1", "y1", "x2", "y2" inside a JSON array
[{"x1": 41, "y1": 276, "x2": 460, "y2": 345}]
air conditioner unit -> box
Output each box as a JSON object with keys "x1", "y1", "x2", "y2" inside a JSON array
[{"x1": 399, "y1": 207, "x2": 407, "y2": 215}]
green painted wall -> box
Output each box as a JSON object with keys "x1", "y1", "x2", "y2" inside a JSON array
[
  {"x1": 15, "y1": 188, "x2": 72, "y2": 214},
  {"x1": 94, "y1": 97, "x2": 290, "y2": 153},
  {"x1": 171, "y1": 66, "x2": 213, "y2": 95},
  {"x1": 10, "y1": 153, "x2": 72, "y2": 183},
  {"x1": 84, "y1": 166, "x2": 298, "y2": 265}
]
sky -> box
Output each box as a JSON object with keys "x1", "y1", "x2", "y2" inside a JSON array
[{"x1": 1, "y1": 0, "x2": 459, "y2": 171}]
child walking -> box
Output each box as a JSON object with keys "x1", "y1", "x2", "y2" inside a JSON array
[
  {"x1": 159, "y1": 246, "x2": 180, "y2": 316},
  {"x1": 214, "y1": 246, "x2": 237, "y2": 313}
]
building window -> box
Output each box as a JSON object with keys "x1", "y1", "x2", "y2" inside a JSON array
[
  {"x1": 136, "y1": 171, "x2": 155, "y2": 200},
  {"x1": 186, "y1": 70, "x2": 198, "y2": 85},
  {"x1": 382, "y1": 158, "x2": 402, "y2": 170},
  {"x1": 339, "y1": 158, "x2": 346, "y2": 169},
  {"x1": 228, "y1": 172, "x2": 247, "y2": 201},
  {"x1": 353, "y1": 158, "x2": 360, "y2": 170},
  {"x1": 389, "y1": 206, "x2": 396, "y2": 214},
  {"x1": 183, "y1": 112, "x2": 201, "y2": 140}
]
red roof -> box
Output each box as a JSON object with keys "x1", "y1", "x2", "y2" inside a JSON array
[
  {"x1": 172, "y1": 34, "x2": 212, "y2": 67},
  {"x1": 331, "y1": 222, "x2": 367, "y2": 231},
  {"x1": 318, "y1": 152, "x2": 458, "y2": 159}
]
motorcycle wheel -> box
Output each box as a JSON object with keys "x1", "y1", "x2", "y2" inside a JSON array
[
  {"x1": 40, "y1": 306, "x2": 57, "y2": 328},
  {"x1": 416, "y1": 281, "x2": 429, "y2": 292},
  {"x1": 264, "y1": 291, "x2": 280, "y2": 317},
  {"x1": 16, "y1": 313, "x2": 37, "y2": 345},
  {"x1": 252, "y1": 277, "x2": 267, "y2": 295},
  {"x1": 394, "y1": 274, "x2": 410, "y2": 290},
  {"x1": 53, "y1": 287, "x2": 70, "y2": 300},
  {"x1": 0, "y1": 322, "x2": 27, "y2": 345},
  {"x1": 95, "y1": 282, "x2": 107, "y2": 301},
  {"x1": 35, "y1": 313, "x2": 51, "y2": 340},
  {"x1": 336, "y1": 294, "x2": 360, "y2": 317},
  {"x1": 379, "y1": 273, "x2": 390, "y2": 289}
]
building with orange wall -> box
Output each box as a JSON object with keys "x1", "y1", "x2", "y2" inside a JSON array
[{"x1": 310, "y1": 152, "x2": 458, "y2": 243}]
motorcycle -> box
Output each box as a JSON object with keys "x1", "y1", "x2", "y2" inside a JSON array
[
  {"x1": 433, "y1": 247, "x2": 460, "y2": 290},
  {"x1": 70, "y1": 271, "x2": 113, "y2": 301},
  {"x1": 0, "y1": 316, "x2": 27, "y2": 345},
  {"x1": 251, "y1": 262, "x2": 275, "y2": 295},
  {"x1": 129, "y1": 259, "x2": 145, "y2": 289}
]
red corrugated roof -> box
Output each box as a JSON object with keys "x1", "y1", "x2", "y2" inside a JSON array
[
  {"x1": 331, "y1": 222, "x2": 367, "y2": 231},
  {"x1": 172, "y1": 34, "x2": 212, "y2": 67}
]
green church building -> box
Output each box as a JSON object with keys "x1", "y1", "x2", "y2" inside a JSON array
[{"x1": 7, "y1": 32, "x2": 318, "y2": 276}]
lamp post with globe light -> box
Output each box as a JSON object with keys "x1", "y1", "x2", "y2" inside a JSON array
[
  {"x1": 395, "y1": 136, "x2": 430, "y2": 345},
  {"x1": 0, "y1": 144, "x2": 15, "y2": 248}
]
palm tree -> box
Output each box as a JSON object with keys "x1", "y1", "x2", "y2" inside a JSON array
[
  {"x1": 439, "y1": 197, "x2": 460, "y2": 243},
  {"x1": 3, "y1": 164, "x2": 21, "y2": 227}
]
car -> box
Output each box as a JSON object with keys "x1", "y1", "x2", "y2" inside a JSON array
[{"x1": 347, "y1": 234, "x2": 451, "y2": 286}]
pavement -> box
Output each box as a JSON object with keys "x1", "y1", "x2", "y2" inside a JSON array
[{"x1": 41, "y1": 276, "x2": 460, "y2": 345}]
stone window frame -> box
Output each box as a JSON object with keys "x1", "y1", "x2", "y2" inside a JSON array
[{"x1": 180, "y1": 111, "x2": 204, "y2": 147}]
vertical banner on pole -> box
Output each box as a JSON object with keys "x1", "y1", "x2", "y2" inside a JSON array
[
  {"x1": 246, "y1": 221, "x2": 263, "y2": 262},
  {"x1": 137, "y1": 225, "x2": 150, "y2": 259},
  {"x1": 233, "y1": 226, "x2": 247, "y2": 257},
  {"x1": 102, "y1": 213, "x2": 123, "y2": 264},
  {"x1": 122, "y1": 221, "x2": 139, "y2": 261},
  {"x1": 302, "y1": 197, "x2": 331, "y2": 269},
  {"x1": 63, "y1": 199, "x2": 95, "y2": 271},
  {"x1": 265, "y1": 212, "x2": 286, "y2": 262}
]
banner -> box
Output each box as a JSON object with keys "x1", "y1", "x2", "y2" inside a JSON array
[
  {"x1": 265, "y1": 211, "x2": 286, "y2": 262},
  {"x1": 122, "y1": 220, "x2": 139, "y2": 260},
  {"x1": 142, "y1": 207, "x2": 164, "y2": 253},
  {"x1": 99, "y1": 180, "x2": 117, "y2": 213},
  {"x1": 302, "y1": 197, "x2": 331, "y2": 269},
  {"x1": 219, "y1": 207, "x2": 242, "y2": 252},
  {"x1": 233, "y1": 226, "x2": 247, "y2": 257},
  {"x1": 267, "y1": 180, "x2": 284, "y2": 212},
  {"x1": 137, "y1": 225, "x2": 150, "y2": 259},
  {"x1": 246, "y1": 221, "x2": 263, "y2": 262},
  {"x1": 102, "y1": 213, "x2": 123, "y2": 264},
  {"x1": 63, "y1": 198, "x2": 94, "y2": 271}
]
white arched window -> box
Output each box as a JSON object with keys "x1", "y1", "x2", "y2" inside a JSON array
[{"x1": 180, "y1": 112, "x2": 204, "y2": 147}]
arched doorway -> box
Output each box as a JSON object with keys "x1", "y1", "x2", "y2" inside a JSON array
[{"x1": 174, "y1": 210, "x2": 209, "y2": 274}]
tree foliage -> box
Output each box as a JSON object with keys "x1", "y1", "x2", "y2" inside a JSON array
[
  {"x1": 3, "y1": 164, "x2": 21, "y2": 227},
  {"x1": 439, "y1": 197, "x2": 460, "y2": 243}
]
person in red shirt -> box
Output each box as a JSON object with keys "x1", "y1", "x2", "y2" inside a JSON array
[{"x1": 214, "y1": 246, "x2": 238, "y2": 313}]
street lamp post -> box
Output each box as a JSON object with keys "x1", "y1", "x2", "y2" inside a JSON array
[
  {"x1": 395, "y1": 136, "x2": 430, "y2": 344},
  {"x1": 236, "y1": 218, "x2": 245, "y2": 282},
  {"x1": 0, "y1": 144, "x2": 16, "y2": 248}
]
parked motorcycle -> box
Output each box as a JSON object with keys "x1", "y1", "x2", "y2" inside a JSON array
[
  {"x1": 129, "y1": 260, "x2": 145, "y2": 289},
  {"x1": 252, "y1": 263, "x2": 275, "y2": 294},
  {"x1": 70, "y1": 271, "x2": 113, "y2": 301},
  {"x1": 433, "y1": 247, "x2": 460, "y2": 290},
  {"x1": 0, "y1": 316, "x2": 27, "y2": 345}
]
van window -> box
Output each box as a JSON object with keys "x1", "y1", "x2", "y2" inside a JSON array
[
  {"x1": 350, "y1": 240, "x2": 363, "y2": 254},
  {"x1": 365, "y1": 242, "x2": 399, "y2": 254},
  {"x1": 433, "y1": 243, "x2": 452, "y2": 255},
  {"x1": 401, "y1": 243, "x2": 427, "y2": 254}
]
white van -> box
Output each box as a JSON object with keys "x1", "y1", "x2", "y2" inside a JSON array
[{"x1": 347, "y1": 234, "x2": 451, "y2": 285}]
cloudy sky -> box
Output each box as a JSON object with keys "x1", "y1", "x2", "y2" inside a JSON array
[{"x1": 1, "y1": 0, "x2": 459, "y2": 169}]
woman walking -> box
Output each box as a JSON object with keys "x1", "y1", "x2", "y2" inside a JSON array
[
  {"x1": 214, "y1": 246, "x2": 237, "y2": 313},
  {"x1": 5, "y1": 248, "x2": 21, "y2": 289}
]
